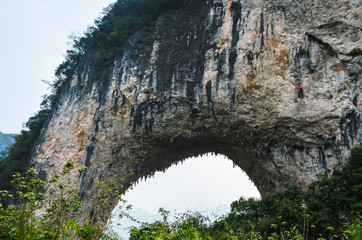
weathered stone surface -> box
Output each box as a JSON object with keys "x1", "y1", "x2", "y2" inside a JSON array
[{"x1": 31, "y1": 0, "x2": 361, "y2": 224}]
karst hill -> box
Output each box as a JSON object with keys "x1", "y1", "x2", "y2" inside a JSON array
[{"x1": 8, "y1": 0, "x2": 361, "y2": 225}]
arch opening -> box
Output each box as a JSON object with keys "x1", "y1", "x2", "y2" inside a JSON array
[
  {"x1": 76, "y1": 135, "x2": 293, "y2": 229},
  {"x1": 119, "y1": 139, "x2": 286, "y2": 199},
  {"x1": 107, "y1": 153, "x2": 260, "y2": 238}
]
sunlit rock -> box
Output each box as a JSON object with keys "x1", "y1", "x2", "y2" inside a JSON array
[{"x1": 31, "y1": 0, "x2": 361, "y2": 225}]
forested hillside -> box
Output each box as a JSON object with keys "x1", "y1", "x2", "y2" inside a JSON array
[{"x1": 0, "y1": 131, "x2": 15, "y2": 159}]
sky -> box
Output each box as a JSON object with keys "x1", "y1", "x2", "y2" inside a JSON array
[
  {"x1": 0, "y1": 1, "x2": 260, "y2": 237},
  {"x1": 123, "y1": 154, "x2": 260, "y2": 214},
  {"x1": 0, "y1": 0, "x2": 115, "y2": 134},
  {"x1": 111, "y1": 154, "x2": 260, "y2": 238}
]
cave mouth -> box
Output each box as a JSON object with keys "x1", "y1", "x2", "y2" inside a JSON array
[
  {"x1": 82, "y1": 139, "x2": 286, "y2": 226},
  {"x1": 108, "y1": 153, "x2": 260, "y2": 237},
  {"x1": 126, "y1": 138, "x2": 281, "y2": 197}
]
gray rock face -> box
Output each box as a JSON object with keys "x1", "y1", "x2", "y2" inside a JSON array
[{"x1": 31, "y1": 0, "x2": 361, "y2": 224}]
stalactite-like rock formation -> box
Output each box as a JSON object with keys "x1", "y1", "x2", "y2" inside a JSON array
[{"x1": 31, "y1": 0, "x2": 361, "y2": 224}]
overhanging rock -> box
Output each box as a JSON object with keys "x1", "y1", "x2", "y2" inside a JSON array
[{"x1": 31, "y1": 0, "x2": 361, "y2": 225}]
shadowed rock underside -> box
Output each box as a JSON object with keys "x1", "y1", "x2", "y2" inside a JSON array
[{"x1": 31, "y1": 0, "x2": 361, "y2": 225}]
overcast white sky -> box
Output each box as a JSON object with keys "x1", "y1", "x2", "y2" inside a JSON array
[
  {"x1": 0, "y1": 0, "x2": 115, "y2": 134},
  {"x1": 0, "y1": 2, "x2": 260, "y2": 235}
]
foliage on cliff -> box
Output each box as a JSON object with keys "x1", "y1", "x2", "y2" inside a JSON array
[
  {"x1": 0, "y1": 0, "x2": 188, "y2": 192},
  {"x1": 0, "y1": 108, "x2": 50, "y2": 191},
  {"x1": 52, "y1": 0, "x2": 188, "y2": 107}
]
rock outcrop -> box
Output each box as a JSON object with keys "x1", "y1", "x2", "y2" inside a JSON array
[{"x1": 31, "y1": 0, "x2": 361, "y2": 224}]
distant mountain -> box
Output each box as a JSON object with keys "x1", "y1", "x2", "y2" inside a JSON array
[
  {"x1": 109, "y1": 204, "x2": 231, "y2": 239},
  {"x1": 0, "y1": 131, "x2": 16, "y2": 158}
]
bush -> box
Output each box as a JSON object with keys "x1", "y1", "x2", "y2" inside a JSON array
[
  {"x1": 208, "y1": 145, "x2": 362, "y2": 240},
  {"x1": 0, "y1": 107, "x2": 50, "y2": 193},
  {"x1": 0, "y1": 147, "x2": 361, "y2": 239},
  {"x1": 0, "y1": 160, "x2": 122, "y2": 240}
]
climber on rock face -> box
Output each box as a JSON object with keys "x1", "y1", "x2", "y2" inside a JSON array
[{"x1": 298, "y1": 85, "x2": 304, "y2": 98}]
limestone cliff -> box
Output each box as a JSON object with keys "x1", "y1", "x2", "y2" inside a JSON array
[{"x1": 31, "y1": 0, "x2": 361, "y2": 224}]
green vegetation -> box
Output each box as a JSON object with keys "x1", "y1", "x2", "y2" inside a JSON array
[
  {"x1": 127, "y1": 210, "x2": 361, "y2": 240},
  {"x1": 0, "y1": 0, "x2": 361, "y2": 238},
  {"x1": 0, "y1": 159, "x2": 123, "y2": 240},
  {"x1": 51, "y1": 0, "x2": 188, "y2": 107},
  {"x1": 127, "y1": 145, "x2": 362, "y2": 239},
  {"x1": 1, "y1": 146, "x2": 360, "y2": 239},
  {"x1": 0, "y1": 107, "x2": 50, "y2": 191},
  {"x1": 0, "y1": 131, "x2": 16, "y2": 159},
  {"x1": 0, "y1": 0, "x2": 188, "y2": 193}
]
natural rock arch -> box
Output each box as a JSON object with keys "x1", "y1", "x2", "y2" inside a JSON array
[
  {"x1": 109, "y1": 153, "x2": 261, "y2": 227},
  {"x1": 31, "y1": 0, "x2": 361, "y2": 225}
]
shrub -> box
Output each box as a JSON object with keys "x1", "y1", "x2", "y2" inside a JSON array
[{"x1": 0, "y1": 160, "x2": 123, "y2": 240}]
